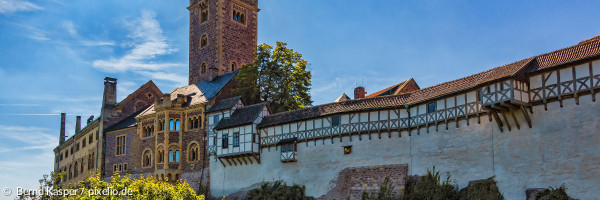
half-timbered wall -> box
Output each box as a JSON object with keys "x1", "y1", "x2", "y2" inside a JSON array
[{"x1": 210, "y1": 59, "x2": 600, "y2": 199}]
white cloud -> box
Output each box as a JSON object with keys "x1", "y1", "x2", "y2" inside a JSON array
[
  {"x1": 0, "y1": 125, "x2": 57, "y2": 153},
  {"x1": 62, "y1": 20, "x2": 77, "y2": 37},
  {"x1": 92, "y1": 10, "x2": 186, "y2": 84},
  {"x1": 0, "y1": 0, "x2": 43, "y2": 14}
]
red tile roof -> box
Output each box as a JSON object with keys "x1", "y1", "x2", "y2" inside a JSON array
[{"x1": 258, "y1": 35, "x2": 600, "y2": 128}]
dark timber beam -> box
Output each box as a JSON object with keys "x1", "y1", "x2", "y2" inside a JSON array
[
  {"x1": 500, "y1": 111, "x2": 512, "y2": 131},
  {"x1": 510, "y1": 111, "x2": 520, "y2": 130},
  {"x1": 491, "y1": 111, "x2": 504, "y2": 132},
  {"x1": 521, "y1": 105, "x2": 533, "y2": 128}
]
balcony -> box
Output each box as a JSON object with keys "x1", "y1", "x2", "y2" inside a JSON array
[{"x1": 480, "y1": 79, "x2": 529, "y2": 107}]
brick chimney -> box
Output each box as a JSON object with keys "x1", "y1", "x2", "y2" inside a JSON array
[
  {"x1": 208, "y1": 67, "x2": 218, "y2": 81},
  {"x1": 354, "y1": 86, "x2": 367, "y2": 99},
  {"x1": 59, "y1": 113, "x2": 66, "y2": 145},
  {"x1": 102, "y1": 77, "x2": 118, "y2": 128},
  {"x1": 75, "y1": 116, "x2": 81, "y2": 133}
]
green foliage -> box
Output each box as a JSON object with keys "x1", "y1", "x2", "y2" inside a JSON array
[
  {"x1": 535, "y1": 184, "x2": 571, "y2": 200},
  {"x1": 233, "y1": 42, "x2": 312, "y2": 113},
  {"x1": 458, "y1": 176, "x2": 504, "y2": 200},
  {"x1": 361, "y1": 177, "x2": 400, "y2": 200},
  {"x1": 404, "y1": 166, "x2": 459, "y2": 200},
  {"x1": 30, "y1": 172, "x2": 204, "y2": 200},
  {"x1": 247, "y1": 180, "x2": 313, "y2": 200}
]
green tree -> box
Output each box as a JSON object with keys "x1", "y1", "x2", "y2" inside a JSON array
[
  {"x1": 233, "y1": 42, "x2": 312, "y2": 113},
  {"x1": 404, "y1": 166, "x2": 459, "y2": 200},
  {"x1": 247, "y1": 180, "x2": 313, "y2": 200}
]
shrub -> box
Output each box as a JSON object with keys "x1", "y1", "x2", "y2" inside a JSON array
[
  {"x1": 535, "y1": 184, "x2": 571, "y2": 200},
  {"x1": 29, "y1": 172, "x2": 204, "y2": 200},
  {"x1": 404, "y1": 166, "x2": 459, "y2": 200},
  {"x1": 247, "y1": 180, "x2": 313, "y2": 200},
  {"x1": 361, "y1": 177, "x2": 400, "y2": 200},
  {"x1": 458, "y1": 176, "x2": 504, "y2": 200}
]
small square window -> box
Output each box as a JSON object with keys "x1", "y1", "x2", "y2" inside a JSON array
[
  {"x1": 344, "y1": 146, "x2": 352, "y2": 154},
  {"x1": 332, "y1": 116, "x2": 341, "y2": 126},
  {"x1": 427, "y1": 102, "x2": 436, "y2": 113}
]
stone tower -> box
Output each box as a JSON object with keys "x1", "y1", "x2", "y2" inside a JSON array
[{"x1": 188, "y1": 0, "x2": 259, "y2": 85}]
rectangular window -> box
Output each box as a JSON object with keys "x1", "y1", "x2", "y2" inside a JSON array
[
  {"x1": 281, "y1": 144, "x2": 294, "y2": 153},
  {"x1": 213, "y1": 136, "x2": 217, "y2": 145},
  {"x1": 214, "y1": 115, "x2": 220, "y2": 124},
  {"x1": 123, "y1": 163, "x2": 127, "y2": 171},
  {"x1": 169, "y1": 150, "x2": 174, "y2": 162},
  {"x1": 331, "y1": 116, "x2": 341, "y2": 126},
  {"x1": 477, "y1": 90, "x2": 482, "y2": 101},
  {"x1": 115, "y1": 135, "x2": 126, "y2": 156},
  {"x1": 175, "y1": 151, "x2": 180, "y2": 163},
  {"x1": 233, "y1": 132, "x2": 240, "y2": 147},
  {"x1": 113, "y1": 165, "x2": 117, "y2": 172},
  {"x1": 222, "y1": 134, "x2": 228, "y2": 149},
  {"x1": 82, "y1": 139, "x2": 86, "y2": 148},
  {"x1": 427, "y1": 102, "x2": 436, "y2": 113},
  {"x1": 89, "y1": 134, "x2": 93, "y2": 144}
]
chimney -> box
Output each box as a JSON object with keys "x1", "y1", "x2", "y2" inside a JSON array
[
  {"x1": 87, "y1": 115, "x2": 94, "y2": 124},
  {"x1": 75, "y1": 116, "x2": 81, "y2": 133},
  {"x1": 177, "y1": 94, "x2": 185, "y2": 104},
  {"x1": 354, "y1": 86, "x2": 367, "y2": 99},
  {"x1": 103, "y1": 77, "x2": 117, "y2": 106},
  {"x1": 59, "y1": 113, "x2": 66, "y2": 145},
  {"x1": 208, "y1": 67, "x2": 218, "y2": 81},
  {"x1": 162, "y1": 93, "x2": 172, "y2": 107}
]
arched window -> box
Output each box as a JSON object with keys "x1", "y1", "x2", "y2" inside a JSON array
[
  {"x1": 175, "y1": 150, "x2": 180, "y2": 163},
  {"x1": 188, "y1": 143, "x2": 199, "y2": 162},
  {"x1": 201, "y1": 63, "x2": 207, "y2": 74},
  {"x1": 73, "y1": 162, "x2": 79, "y2": 177},
  {"x1": 175, "y1": 120, "x2": 180, "y2": 131},
  {"x1": 200, "y1": 8, "x2": 208, "y2": 23},
  {"x1": 158, "y1": 149, "x2": 164, "y2": 163},
  {"x1": 200, "y1": 34, "x2": 208, "y2": 48},
  {"x1": 240, "y1": 14, "x2": 245, "y2": 23},
  {"x1": 80, "y1": 161, "x2": 84, "y2": 173},
  {"x1": 169, "y1": 120, "x2": 175, "y2": 131},
  {"x1": 231, "y1": 62, "x2": 237, "y2": 72},
  {"x1": 169, "y1": 150, "x2": 174, "y2": 162},
  {"x1": 142, "y1": 150, "x2": 152, "y2": 167}
]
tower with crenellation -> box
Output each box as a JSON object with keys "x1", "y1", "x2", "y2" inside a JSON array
[{"x1": 188, "y1": 0, "x2": 258, "y2": 85}]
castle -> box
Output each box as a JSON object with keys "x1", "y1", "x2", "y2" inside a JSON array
[{"x1": 53, "y1": 0, "x2": 600, "y2": 199}]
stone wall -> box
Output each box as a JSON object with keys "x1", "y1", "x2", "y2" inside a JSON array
[
  {"x1": 318, "y1": 164, "x2": 408, "y2": 200},
  {"x1": 210, "y1": 93, "x2": 600, "y2": 199}
]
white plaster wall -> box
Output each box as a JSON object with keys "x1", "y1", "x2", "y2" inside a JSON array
[{"x1": 210, "y1": 94, "x2": 599, "y2": 199}]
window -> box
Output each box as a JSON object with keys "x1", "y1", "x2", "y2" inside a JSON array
[
  {"x1": 477, "y1": 90, "x2": 482, "y2": 101},
  {"x1": 233, "y1": 132, "x2": 240, "y2": 147},
  {"x1": 82, "y1": 139, "x2": 86, "y2": 148},
  {"x1": 142, "y1": 150, "x2": 152, "y2": 167},
  {"x1": 116, "y1": 135, "x2": 126, "y2": 156},
  {"x1": 175, "y1": 120, "x2": 181, "y2": 131},
  {"x1": 75, "y1": 142, "x2": 79, "y2": 152},
  {"x1": 200, "y1": 8, "x2": 208, "y2": 23},
  {"x1": 89, "y1": 134, "x2": 93, "y2": 144},
  {"x1": 427, "y1": 102, "x2": 436, "y2": 113},
  {"x1": 73, "y1": 162, "x2": 79, "y2": 177},
  {"x1": 189, "y1": 143, "x2": 199, "y2": 162},
  {"x1": 169, "y1": 120, "x2": 175, "y2": 131},
  {"x1": 281, "y1": 143, "x2": 294, "y2": 153},
  {"x1": 344, "y1": 146, "x2": 352, "y2": 154},
  {"x1": 222, "y1": 134, "x2": 228, "y2": 149},
  {"x1": 331, "y1": 116, "x2": 341, "y2": 126},
  {"x1": 200, "y1": 34, "x2": 208, "y2": 48},
  {"x1": 214, "y1": 115, "x2": 219, "y2": 124},
  {"x1": 213, "y1": 136, "x2": 217, "y2": 145},
  {"x1": 169, "y1": 150, "x2": 174, "y2": 162},
  {"x1": 158, "y1": 150, "x2": 164, "y2": 163},
  {"x1": 175, "y1": 151, "x2": 180, "y2": 163},
  {"x1": 231, "y1": 62, "x2": 237, "y2": 72},
  {"x1": 123, "y1": 163, "x2": 127, "y2": 171},
  {"x1": 232, "y1": 10, "x2": 245, "y2": 24},
  {"x1": 149, "y1": 127, "x2": 154, "y2": 136}
]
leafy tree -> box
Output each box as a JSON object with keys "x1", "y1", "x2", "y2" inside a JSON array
[
  {"x1": 233, "y1": 42, "x2": 312, "y2": 113},
  {"x1": 27, "y1": 172, "x2": 204, "y2": 200}
]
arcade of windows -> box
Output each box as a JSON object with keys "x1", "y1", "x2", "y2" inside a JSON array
[{"x1": 232, "y1": 9, "x2": 246, "y2": 24}]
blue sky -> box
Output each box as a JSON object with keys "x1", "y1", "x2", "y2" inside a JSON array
[{"x1": 1, "y1": 0, "x2": 600, "y2": 198}]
